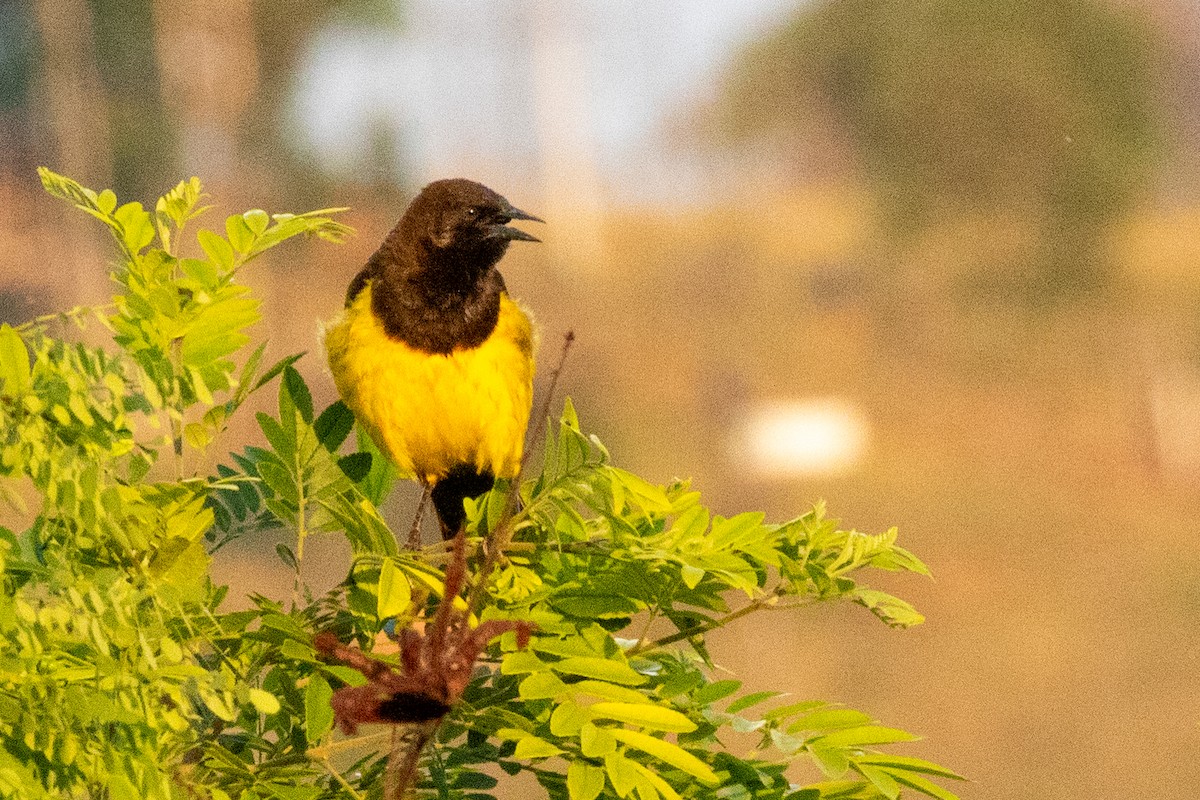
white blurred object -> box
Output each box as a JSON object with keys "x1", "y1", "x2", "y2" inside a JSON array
[
  {"x1": 739, "y1": 399, "x2": 869, "y2": 478},
  {"x1": 1148, "y1": 366, "x2": 1200, "y2": 479}
]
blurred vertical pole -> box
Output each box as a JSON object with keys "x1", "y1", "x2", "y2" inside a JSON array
[
  {"x1": 149, "y1": 0, "x2": 281, "y2": 349},
  {"x1": 32, "y1": 0, "x2": 112, "y2": 305},
  {"x1": 150, "y1": 0, "x2": 260, "y2": 185},
  {"x1": 527, "y1": 0, "x2": 606, "y2": 276}
]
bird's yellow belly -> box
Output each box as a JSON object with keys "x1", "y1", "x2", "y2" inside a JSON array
[{"x1": 324, "y1": 286, "x2": 536, "y2": 482}]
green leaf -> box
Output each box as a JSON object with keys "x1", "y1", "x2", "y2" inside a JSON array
[
  {"x1": 258, "y1": 459, "x2": 297, "y2": 503},
  {"x1": 549, "y1": 699, "x2": 593, "y2": 736},
  {"x1": 788, "y1": 708, "x2": 874, "y2": 733},
  {"x1": 588, "y1": 702, "x2": 696, "y2": 733},
  {"x1": 248, "y1": 688, "x2": 281, "y2": 715},
  {"x1": 630, "y1": 762, "x2": 682, "y2": 800},
  {"x1": 501, "y1": 650, "x2": 547, "y2": 675},
  {"x1": 853, "y1": 589, "x2": 925, "y2": 628},
  {"x1": 184, "y1": 422, "x2": 212, "y2": 450},
  {"x1": 451, "y1": 772, "x2": 498, "y2": 790},
  {"x1": 356, "y1": 425, "x2": 398, "y2": 505},
  {"x1": 884, "y1": 769, "x2": 962, "y2": 800},
  {"x1": 727, "y1": 690, "x2": 782, "y2": 714},
  {"x1": 519, "y1": 671, "x2": 568, "y2": 700},
  {"x1": 377, "y1": 558, "x2": 412, "y2": 619},
  {"x1": 338, "y1": 452, "x2": 373, "y2": 482},
  {"x1": 693, "y1": 679, "x2": 741, "y2": 704},
  {"x1": 608, "y1": 729, "x2": 719, "y2": 785},
  {"x1": 604, "y1": 751, "x2": 639, "y2": 797},
  {"x1": 305, "y1": 674, "x2": 335, "y2": 743},
  {"x1": 254, "y1": 352, "x2": 306, "y2": 394},
  {"x1": 97, "y1": 188, "x2": 117, "y2": 215},
  {"x1": 808, "y1": 745, "x2": 850, "y2": 778},
  {"x1": 580, "y1": 722, "x2": 617, "y2": 757},
  {"x1": 679, "y1": 564, "x2": 705, "y2": 589},
  {"x1": 549, "y1": 591, "x2": 641, "y2": 619},
  {"x1": 180, "y1": 257, "x2": 218, "y2": 288},
  {"x1": 315, "y1": 400, "x2": 355, "y2": 451},
  {"x1": 763, "y1": 700, "x2": 826, "y2": 721},
  {"x1": 198, "y1": 229, "x2": 235, "y2": 272},
  {"x1": 0, "y1": 325, "x2": 31, "y2": 396},
  {"x1": 226, "y1": 213, "x2": 255, "y2": 252},
  {"x1": 853, "y1": 763, "x2": 900, "y2": 800},
  {"x1": 855, "y1": 754, "x2": 966, "y2": 781},
  {"x1": 568, "y1": 680, "x2": 656, "y2": 705},
  {"x1": 275, "y1": 543, "x2": 298, "y2": 570},
  {"x1": 243, "y1": 209, "x2": 270, "y2": 235},
  {"x1": 114, "y1": 200, "x2": 155, "y2": 253},
  {"x1": 551, "y1": 657, "x2": 647, "y2": 686},
  {"x1": 513, "y1": 734, "x2": 564, "y2": 759},
  {"x1": 201, "y1": 689, "x2": 237, "y2": 722},
  {"x1": 266, "y1": 786, "x2": 321, "y2": 800},
  {"x1": 812, "y1": 726, "x2": 919, "y2": 748},
  {"x1": 709, "y1": 512, "x2": 768, "y2": 549},
  {"x1": 607, "y1": 467, "x2": 674, "y2": 513},
  {"x1": 281, "y1": 366, "x2": 313, "y2": 424},
  {"x1": 567, "y1": 761, "x2": 607, "y2": 800}
]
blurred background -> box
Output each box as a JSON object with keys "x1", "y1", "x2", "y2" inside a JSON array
[{"x1": 2, "y1": 0, "x2": 1199, "y2": 797}]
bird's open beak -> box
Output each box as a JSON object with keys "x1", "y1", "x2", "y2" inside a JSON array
[{"x1": 494, "y1": 205, "x2": 544, "y2": 243}]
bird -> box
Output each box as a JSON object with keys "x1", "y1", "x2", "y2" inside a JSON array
[{"x1": 324, "y1": 178, "x2": 542, "y2": 543}]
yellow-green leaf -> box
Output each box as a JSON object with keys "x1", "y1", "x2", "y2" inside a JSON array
[
  {"x1": 630, "y1": 762, "x2": 682, "y2": 800},
  {"x1": 580, "y1": 722, "x2": 617, "y2": 757},
  {"x1": 589, "y1": 702, "x2": 696, "y2": 733},
  {"x1": 243, "y1": 208, "x2": 270, "y2": 235},
  {"x1": 519, "y1": 671, "x2": 568, "y2": 700},
  {"x1": 377, "y1": 558, "x2": 412, "y2": 619},
  {"x1": 604, "y1": 751, "x2": 639, "y2": 798},
  {"x1": 513, "y1": 734, "x2": 564, "y2": 760},
  {"x1": 201, "y1": 689, "x2": 237, "y2": 723},
  {"x1": 502, "y1": 649, "x2": 547, "y2": 675},
  {"x1": 567, "y1": 761, "x2": 606, "y2": 800},
  {"x1": 0, "y1": 325, "x2": 31, "y2": 396},
  {"x1": 813, "y1": 725, "x2": 919, "y2": 748},
  {"x1": 552, "y1": 657, "x2": 647, "y2": 686},
  {"x1": 568, "y1": 679, "x2": 655, "y2": 705},
  {"x1": 248, "y1": 688, "x2": 281, "y2": 715},
  {"x1": 608, "y1": 729, "x2": 718, "y2": 785},
  {"x1": 305, "y1": 675, "x2": 334, "y2": 743},
  {"x1": 550, "y1": 700, "x2": 593, "y2": 737}
]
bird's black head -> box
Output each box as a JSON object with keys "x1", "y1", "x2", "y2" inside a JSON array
[{"x1": 405, "y1": 178, "x2": 542, "y2": 266}]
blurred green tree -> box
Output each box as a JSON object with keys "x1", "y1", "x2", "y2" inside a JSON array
[{"x1": 719, "y1": 0, "x2": 1161, "y2": 295}]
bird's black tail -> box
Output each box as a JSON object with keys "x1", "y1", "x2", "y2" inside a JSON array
[{"x1": 431, "y1": 465, "x2": 496, "y2": 540}]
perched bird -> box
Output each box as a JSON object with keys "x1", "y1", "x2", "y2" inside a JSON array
[{"x1": 324, "y1": 179, "x2": 541, "y2": 541}]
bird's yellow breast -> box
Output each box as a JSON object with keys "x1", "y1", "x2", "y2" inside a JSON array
[{"x1": 323, "y1": 283, "x2": 536, "y2": 482}]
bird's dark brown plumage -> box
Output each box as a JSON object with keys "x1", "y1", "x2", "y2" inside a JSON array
[{"x1": 346, "y1": 178, "x2": 541, "y2": 355}]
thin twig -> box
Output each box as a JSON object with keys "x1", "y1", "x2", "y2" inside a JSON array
[
  {"x1": 318, "y1": 757, "x2": 367, "y2": 800},
  {"x1": 466, "y1": 330, "x2": 574, "y2": 617},
  {"x1": 625, "y1": 589, "x2": 806, "y2": 656},
  {"x1": 407, "y1": 483, "x2": 431, "y2": 550},
  {"x1": 14, "y1": 303, "x2": 116, "y2": 333},
  {"x1": 386, "y1": 722, "x2": 438, "y2": 799},
  {"x1": 306, "y1": 731, "x2": 393, "y2": 760}
]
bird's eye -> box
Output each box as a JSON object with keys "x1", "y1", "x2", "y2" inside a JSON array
[{"x1": 465, "y1": 207, "x2": 479, "y2": 218}]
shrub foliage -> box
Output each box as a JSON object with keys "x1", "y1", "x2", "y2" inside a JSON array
[{"x1": 0, "y1": 171, "x2": 963, "y2": 800}]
